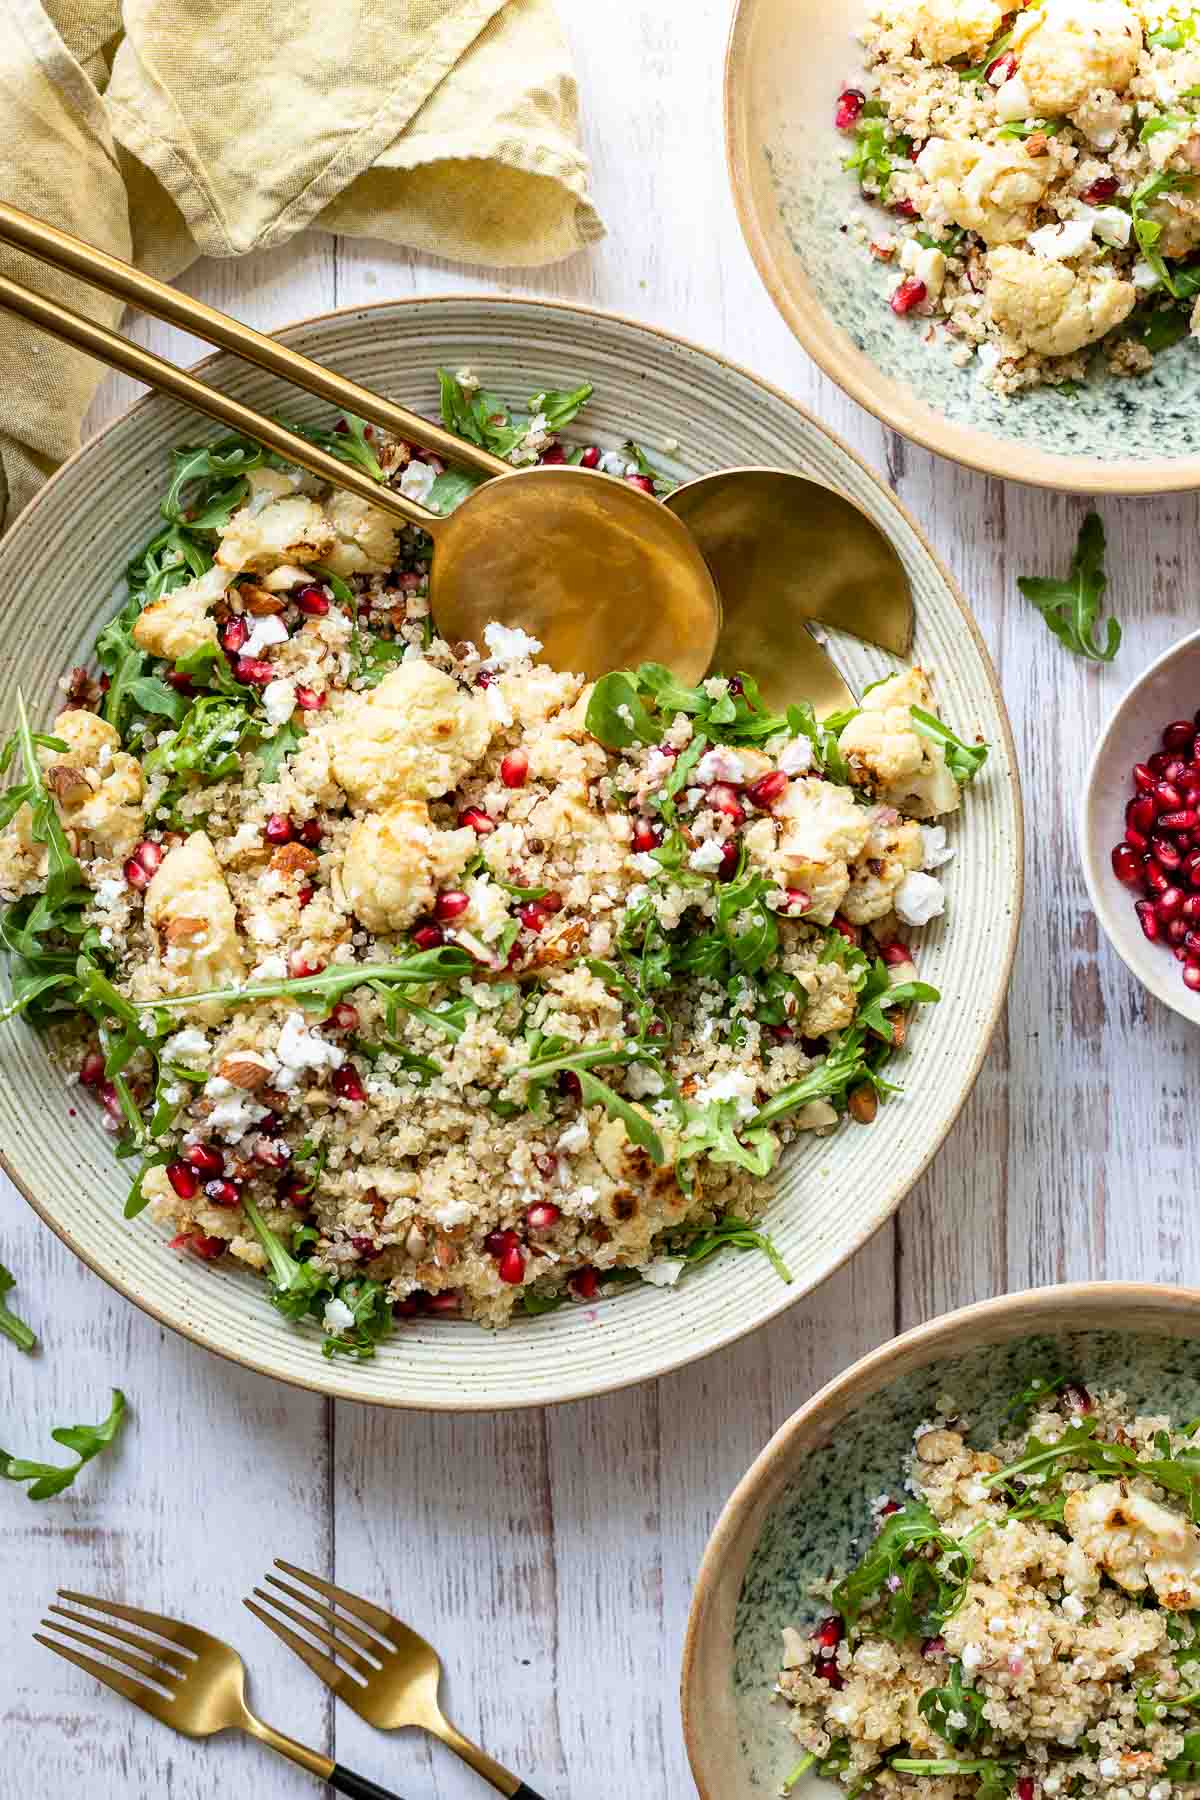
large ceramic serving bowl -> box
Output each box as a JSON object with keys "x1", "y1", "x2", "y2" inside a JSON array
[
  {"x1": 726, "y1": 0, "x2": 1200, "y2": 494},
  {"x1": 0, "y1": 297, "x2": 1022, "y2": 1409},
  {"x1": 683, "y1": 1283, "x2": 1200, "y2": 1798}
]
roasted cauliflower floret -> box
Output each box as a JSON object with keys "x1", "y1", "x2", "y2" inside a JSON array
[
  {"x1": 910, "y1": 0, "x2": 1004, "y2": 62},
  {"x1": 132, "y1": 561, "x2": 227, "y2": 662},
  {"x1": 1065, "y1": 1482, "x2": 1200, "y2": 1610},
  {"x1": 216, "y1": 466, "x2": 336, "y2": 573},
  {"x1": 1014, "y1": 0, "x2": 1142, "y2": 118},
  {"x1": 38, "y1": 708, "x2": 146, "y2": 858},
  {"x1": 915, "y1": 138, "x2": 1051, "y2": 244},
  {"x1": 759, "y1": 776, "x2": 874, "y2": 925},
  {"x1": 837, "y1": 669, "x2": 960, "y2": 820},
  {"x1": 338, "y1": 801, "x2": 475, "y2": 935},
  {"x1": 987, "y1": 244, "x2": 1135, "y2": 355},
  {"x1": 797, "y1": 961, "x2": 859, "y2": 1036},
  {"x1": 841, "y1": 812, "x2": 925, "y2": 924},
  {"x1": 329, "y1": 662, "x2": 493, "y2": 811},
  {"x1": 319, "y1": 491, "x2": 401, "y2": 578},
  {"x1": 144, "y1": 830, "x2": 245, "y2": 1018}
]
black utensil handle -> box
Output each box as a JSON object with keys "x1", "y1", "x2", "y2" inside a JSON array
[
  {"x1": 512, "y1": 1786, "x2": 551, "y2": 1800},
  {"x1": 329, "y1": 1765, "x2": 408, "y2": 1800}
]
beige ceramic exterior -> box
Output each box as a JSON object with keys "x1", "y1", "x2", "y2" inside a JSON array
[
  {"x1": 0, "y1": 297, "x2": 1021, "y2": 1409},
  {"x1": 726, "y1": 0, "x2": 1200, "y2": 496},
  {"x1": 1080, "y1": 630, "x2": 1200, "y2": 1027},
  {"x1": 682, "y1": 1282, "x2": 1200, "y2": 1799}
]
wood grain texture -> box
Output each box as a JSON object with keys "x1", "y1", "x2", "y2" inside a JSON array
[{"x1": 0, "y1": 0, "x2": 1186, "y2": 1791}]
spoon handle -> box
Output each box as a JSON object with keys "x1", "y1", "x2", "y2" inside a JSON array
[{"x1": 329, "y1": 1765, "x2": 410, "y2": 1800}]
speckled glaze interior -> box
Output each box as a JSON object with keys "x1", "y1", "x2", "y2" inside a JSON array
[
  {"x1": 683, "y1": 1287, "x2": 1200, "y2": 1798},
  {"x1": 0, "y1": 298, "x2": 1021, "y2": 1410},
  {"x1": 726, "y1": 0, "x2": 1200, "y2": 492}
]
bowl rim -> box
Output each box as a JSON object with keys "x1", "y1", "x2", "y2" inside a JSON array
[
  {"x1": 1079, "y1": 627, "x2": 1200, "y2": 1027},
  {"x1": 0, "y1": 291, "x2": 1025, "y2": 1410},
  {"x1": 681, "y1": 1278, "x2": 1200, "y2": 1798},
  {"x1": 724, "y1": 0, "x2": 1200, "y2": 498}
]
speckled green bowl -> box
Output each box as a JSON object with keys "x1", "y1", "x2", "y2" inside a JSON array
[
  {"x1": 727, "y1": 0, "x2": 1200, "y2": 494},
  {"x1": 683, "y1": 1283, "x2": 1200, "y2": 1798}
]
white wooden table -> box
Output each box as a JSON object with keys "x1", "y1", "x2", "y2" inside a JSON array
[{"x1": 2, "y1": 2, "x2": 1196, "y2": 1793}]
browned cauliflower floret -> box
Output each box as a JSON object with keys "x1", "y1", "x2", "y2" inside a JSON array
[
  {"x1": 38, "y1": 708, "x2": 146, "y2": 858},
  {"x1": 329, "y1": 662, "x2": 493, "y2": 811},
  {"x1": 132, "y1": 562, "x2": 227, "y2": 662},
  {"x1": 755, "y1": 776, "x2": 873, "y2": 925},
  {"x1": 320, "y1": 491, "x2": 401, "y2": 578},
  {"x1": 1014, "y1": 0, "x2": 1142, "y2": 117},
  {"x1": 216, "y1": 467, "x2": 336, "y2": 574},
  {"x1": 144, "y1": 831, "x2": 245, "y2": 1018},
  {"x1": 837, "y1": 669, "x2": 960, "y2": 820},
  {"x1": 338, "y1": 800, "x2": 476, "y2": 935},
  {"x1": 915, "y1": 137, "x2": 1051, "y2": 243},
  {"x1": 841, "y1": 812, "x2": 925, "y2": 924},
  {"x1": 1065, "y1": 1483, "x2": 1200, "y2": 1610},
  {"x1": 796, "y1": 960, "x2": 859, "y2": 1036},
  {"x1": 987, "y1": 244, "x2": 1135, "y2": 354},
  {"x1": 910, "y1": 0, "x2": 1004, "y2": 62}
]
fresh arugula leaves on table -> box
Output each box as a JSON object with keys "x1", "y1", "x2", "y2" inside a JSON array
[
  {"x1": 1016, "y1": 513, "x2": 1121, "y2": 664},
  {"x1": 0, "y1": 1389, "x2": 126, "y2": 1500},
  {"x1": 918, "y1": 1660, "x2": 988, "y2": 1748},
  {"x1": 0, "y1": 1262, "x2": 35, "y2": 1352},
  {"x1": 832, "y1": 1499, "x2": 974, "y2": 1638}
]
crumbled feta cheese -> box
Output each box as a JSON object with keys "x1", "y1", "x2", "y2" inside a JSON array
[
  {"x1": 1061, "y1": 1592, "x2": 1086, "y2": 1621},
  {"x1": 894, "y1": 870, "x2": 946, "y2": 927},
  {"x1": 598, "y1": 449, "x2": 633, "y2": 476},
  {"x1": 250, "y1": 953, "x2": 288, "y2": 980},
  {"x1": 1027, "y1": 219, "x2": 1093, "y2": 261},
  {"x1": 960, "y1": 1644, "x2": 983, "y2": 1673},
  {"x1": 688, "y1": 838, "x2": 728, "y2": 872},
  {"x1": 921, "y1": 824, "x2": 956, "y2": 870},
  {"x1": 696, "y1": 747, "x2": 746, "y2": 785},
  {"x1": 778, "y1": 736, "x2": 814, "y2": 775},
  {"x1": 557, "y1": 1120, "x2": 590, "y2": 1153},
  {"x1": 694, "y1": 1068, "x2": 759, "y2": 1120},
  {"x1": 261, "y1": 678, "x2": 297, "y2": 727},
  {"x1": 206, "y1": 1086, "x2": 269, "y2": 1139},
  {"x1": 399, "y1": 459, "x2": 437, "y2": 505},
  {"x1": 163, "y1": 1028, "x2": 210, "y2": 1062},
  {"x1": 1133, "y1": 259, "x2": 1161, "y2": 291},
  {"x1": 94, "y1": 876, "x2": 126, "y2": 908},
  {"x1": 483, "y1": 621, "x2": 543, "y2": 665},
  {"x1": 483, "y1": 681, "x2": 514, "y2": 728},
  {"x1": 272, "y1": 1011, "x2": 346, "y2": 1090},
  {"x1": 640, "y1": 1256, "x2": 686, "y2": 1287},
  {"x1": 242, "y1": 614, "x2": 288, "y2": 657},
  {"x1": 318, "y1": 1297, "x2": 353, "y2": 1334},
  {"x1": 1100, "y1": 1761, "x2": 1120, "y2": 1780},
  {"x1": 431, "y1": 1197, "x2": 474, "y2": 1230},
  {"x1": 994, "y1": 72, "x2": 1032, "y2": 120},
  {"x1": 1076, "y1": 203, "x2": 1131, "y2": 248}
]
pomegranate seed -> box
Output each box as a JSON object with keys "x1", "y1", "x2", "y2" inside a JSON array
[
  {"x1": 296, "y1": 584, "x2": 330, "y2": 616},
  {"x1": 1146, "y1": 859, "x2": 1170, "y2": 894},
  {"x1": 1184, "y1": 894, "x2": 1200, "y2": 920},
  {"x1": 1184, "y1": 851, "x2": 1200, "y2": 888},
  {"x1": 526, "y1": 1202, "x2": 561, "y2": 1232},
  {"x1": 571, "y1": 1267, "x2": 599, "y2": 1300},
  {"x1": 717, "y1": 840, "x2": 740, "y2": 880},
  {"x1": 921, "y1": 1636, "x2": 947, "y2": 1658},
  {"x1": 252, "y1": 1136, "x2": 291, "y2": 1169},
  {"x1": 1151, "y1": 834, "x2": 1183, "y2": 872},
  {"x1": 299, "y1": 819, "x2": 322, "y2": 847},
  {"x1": 236, "y1": 656, "x2": 274, "y2": 685},
  {"x1": 1164, "y1": 720, "x2": 1195, "y2": 752},
  {"x1": 351, "y1": 1236, "x2": 377, "y2": 1256},
  {"x1": 539, "y1": 443, "x2": 567, "y2": 465},
  {"x1": 746, "y1": 770, "x2": 789, "y2": 809},
  {"x1": 832, "y1": 915, "x2": 861, "y2": 946},
  {"x1": 814, "y1": 1656, "x2": 845, "y2": 1691},
  {"x1": 519, "y1": 901, "x2": 549, "y2": 933},
  {"x1": 1155, "y1": 781, "x2": 1185, "y2": 813},
  {"x1": 427, "y1": 1291, "x2": 463, "y2": 1315},
  {"x1": 890, "y1": 276, "x2": 927, "y2": 315},
  {"x1": 176, "y1": 1232, "x2": 225, "y2": 1260},
  {"x1": 459, "y1": 806, "x2": 495, "y2": 834},
  {"x1": 1162, "y1": 809, "x2": 1199, "y2": 831},
  {"x1": 835, "y1": 87, "x2": 865, "y2": 129},
  {"x1": 782, "y1": 888, "x2": 812, "y2": 914},
  {"x1": 278, "y1": 1176, "x2": 311, "y2": 1209},
  {"x1": 79, "y1": 1049, "x2": 105, "y2": 1088},
  {"x1": 204, "y1": 1178, "x2": 241, "y2": 1207},
  {"x1": 1017, "y1": 1779, "x2": 1035, "y2": 1800},
  {"x1": 333, "y1": 1064, "x2": 366, "y2": 1103},
  {"x1": 167, "y1": 670, "x2": 194, "y2": 694},
  {"x1": 1127, "y1": 794, "x2": 1156, "y2": 833},
  {"x1": 124, "y1": 856, "x2": 151, "y2": 891},
  {"x1": 559, "y1": 1071, "x2": 582, "y2": 1100},
  {"x1": 1175, "y1": 945, "x2": 1191, "y2": 963},
  {"x1": 625, "y1": 473, "x2": 656, "y2": 496},
  {"x1": 298, "y1": 883, "x2": 314, "y2": 908},
  {"x1": 500, "y1": 750, "x2": 529, "y2": 788},
  {"x1": 1083, "y1": 175, "x2": 1119, "y2": 203},
  {"x1": 707, "y1": 783, "x2": 745, "y2": 824},
  {"x1": 812, "y1": 1616, "x2": 844, "y2": 1650},
  {"x1": 394, "y1": 1292, "x2": 428, "y2": 1318},
  {"x1": 1125, "y1": 827, "x2": 1150, "y2": 854},
  {"x1": 329, "y1": 1002, "x2": 359, "y2": 1032},
  {"x1": 1137, "y1": 899, "x2": 1161, "y2": 941},
  {"x1": 97, "y1": 1081, "x2": 123, "y2": 1123},
  {"x1": 770, "y1": 1025, "x2": 794, "y2": 1041},
  {"x1": 891, "y1": 198, "x2": 918, "y2": 218},
  {"x1": 1133, "y1": 763, "x2": 1156, "y2": 791},
  {"x1": 1168, "y1": 919, "x2": 1189, "y2": 945},
  {"x1": 295, "y1": 686, "x2": 325, "y2": 710},
  {"x1": 434, "y1": 890, "x2": 471, "y2": 922},
  {"x1": 579, "y1": 447, "x2": 601, "y2": 470},
  {"x1": 474, "y1": 669, "x2": 493, "y2": 688},
  {"x1": 1164, "y1": 762, "x2": 1188, "y2": 788},
  {"x1": 289, "y1": 952, "x2": 325, "y2": 977},
  {"x1": 879, "y1": 1499, "x2": 901, "y2": 1518},
  {"x1": 632, "y1": 819, "x2": 663, "y2": 852},
  {"x1": 1149, "y1": 751, "x2": 1173, "y2": 776},
  {"x1": 484, "y1": 1229, "x2": 520, "y2": 1257},
  {"x1": 1159, "y1": 885, "x2": 1186, "y2": 920},
  {"x1": 1058, "y1": 1380, "x2": 1093, "y2": 1413},
  {"x1": 987, "y1": 50, "x2": 1017, "y2": 82},
  {"x1": 412, "y1": 923, "x2": 444, "y2": 950},
  {"x1": 166, "y1": 1160, "x2": 198, "y2": 1199},
  {"x1": 264, "y1": 813, "x2": 294, "y2": 845},
  {"x1": 132, "y1": 839, "x2": 162, "y2": 875},
  {"x1": 221, "y1": 617, "x2": 248, "y2": 654},
  {"x1": 186, "y1": 1143, "x2": 224, "y2": 1176},
  {"x1": 1185, "y1": 961, "x2": 1200, "y2": 992},
  {"x1": 535, "y1": 1151, "x2": 558, "y2": 1178}
]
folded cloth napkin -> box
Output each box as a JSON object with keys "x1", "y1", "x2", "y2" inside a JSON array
[{"x1": 0, "y1": 0, "x2": 604, "y2": 528}]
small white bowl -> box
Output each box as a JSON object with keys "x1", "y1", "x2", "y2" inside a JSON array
[{"x1": 1081, "y1": 629, "x2": 1200, "y2": 1027}]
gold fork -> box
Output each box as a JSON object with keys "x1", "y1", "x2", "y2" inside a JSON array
[
  {"x1": 36, "y1": 1590, "x2": 409, "y2": 1799},
  {"x1": 246, "y1": 1561, "x2": 549, "y2": 1799}
]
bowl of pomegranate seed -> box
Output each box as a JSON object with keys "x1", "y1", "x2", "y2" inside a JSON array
[
  {"x1": 726, "y1": 0, "x2": 1200, "y2": 494},
  {"x1": 1081, "y1": 630, "x2": 1200, "y2": 1023},
  {"x1": 683, "y1": 1281, "x2": 1200, "y2": 1800}
]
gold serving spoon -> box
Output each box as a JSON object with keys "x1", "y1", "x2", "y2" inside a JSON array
[
  {"x1": 665, "y1": 467, "x2": 915, "y2": 717},
  {"x1": 0, "y1": 201, "x2": 720, "y2": 685}
]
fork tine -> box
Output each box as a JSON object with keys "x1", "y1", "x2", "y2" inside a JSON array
[
  {"x1": 273, "y1": 1560, "x2": 402, "y2": 1639},
  {"x1": 47, "y1": 1605, "x2": 192, "y2": 1674},
  {"x1": 34, "y1": 1631, "x2": 173, "y2": 1723},
  {"x1": 243, "y1": 1596, "x2": 350, "y2": 1692},
  {"x1": 57, "y1": 1590, "x2": 206, "y2": 1652},
  {"x1": 254, "y1": 1584, "x2": 378, "y2": 1680},
  {"x1": 261, "y1": 1576, "x2": 385, "y2": 1661},
  {"x1": 40, "y1": 1619, "x2": 179, "y2": 1690}
]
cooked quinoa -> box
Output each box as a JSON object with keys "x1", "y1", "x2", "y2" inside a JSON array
[
  {"x1": 839, "y1": 0, "x2": 1200, "y2": 395},
  {"x1": 0, "y1": 372, "x2": 985, "y2": 1356},
  {"x1": 777, "y1": 1381, "x2": 1200, "y2": 1800}
]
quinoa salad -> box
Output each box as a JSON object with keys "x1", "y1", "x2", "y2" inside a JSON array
[
  {"x1": 0, "y1": 371, "x2": 986, "y2": 1360},
  {"x1": 777, "y1": 1377, "x2": 1200, "y2": 1800},
  {"x1": 837, "y1": 0, "x2": 1200, "y2": 395}
]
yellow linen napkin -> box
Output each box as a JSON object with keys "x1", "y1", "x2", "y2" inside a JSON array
[{"x1": 0, "y1": 0, "x2": 603, "y2": 528}]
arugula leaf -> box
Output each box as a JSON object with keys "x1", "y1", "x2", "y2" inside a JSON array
[
  {"x1": 439, "y1": 369, "x2": 593, "y2": 462},
  {"x1": 0, "y1": 1262, "x2": 35, "y2": 1351},
  {"x1": 1005, "y1": 1364, "x2": 1064, "y2": 1427},
  {"x1": 751, "y1": 1030, "x2": 874, "y2": 1130},
  {"x1": 0, "y1": 1389, "x2": 126, "y2": 1500},
  {"x1": 787, "y1": 701, "x2": 854, "y2": 784},
  {"x1": 623, "y1": 438, "x2": 678, "y2": 495},
  {"x1": 519, "y1": 1042, "x2": 666, "y2": 1162},
  {"x1": 241, "y1": 1194, "x2": 332, "y2": 1322},
  {"x1": 278, "y1": 413, "x2": 384, "y2": 483},
  {"x1": 1130, "y1": 170, "x2": 1200, "y2": 298},
  {"x1": 1168, "y1": 1731, "x2": 1200, "y2": 1784},
  {"x1": 995, "y1": 118, "x2": 1062, "y2": 140},
  {"x1": 891, "y1": 1758, "x2": 1014, "y2": 1800},
  {"x1": 133, "y1": 944, "x2": 475, "y2": 1017},
  {"x1": 242, "y1": 1196, "x2": 395, "y2": 1360},
  {"x1": 833, "y1": 1499, "x2": 974, "y2": 1639},
  {"x1": 910, "y1": 707, "x2": 990, "y2": 782},
  {"x1": 1149, "y1": 17, "x2": 1198, "y2": 47},
  {"x1": 427, "y1": 469, "x2": 482, "y2": 514},
  {"x1": 959, "y1": 23, "x2": 1015, "y2": 80},
  {"x1": 918, "y1": 1661, "x2": 987, "y2": 1748},
  {"x1": 676, "y1": 1098, "x2": 779, "y2": 1182},
  {"x1": 254, "y1": 716, "x2": 305, "y2": 783},
  {"x1": 1136, "y1": 299, "x2": 1194, "y2": 352},
  {"x1": 350, "y1": 626, "x2": 408, "y2": 689},
  {"x1": 532, "y1": 383, "x2": 595, "y2": 432},
  {"x1": 321, "y1": 1279, "x2": 393, "y2": 1361},
  {"x1": 147, "y1": 694, "x2": 254, "y2": 781},
  {"x1": 856, "y1": 957, "x2": 940, "y2": 1040},
  {"x1": 672, "y1": 1214, "x2": 792, "y2": 1283},
  {"x1": 585, "y1": 672, "x2": 665, "y2": 748},
  {"x1": 1016, "y1": 512, "x2": 1121, "y2": 663},
  {"x1": 843, "y1": 115, "x2": 910, "y2": 201}
]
